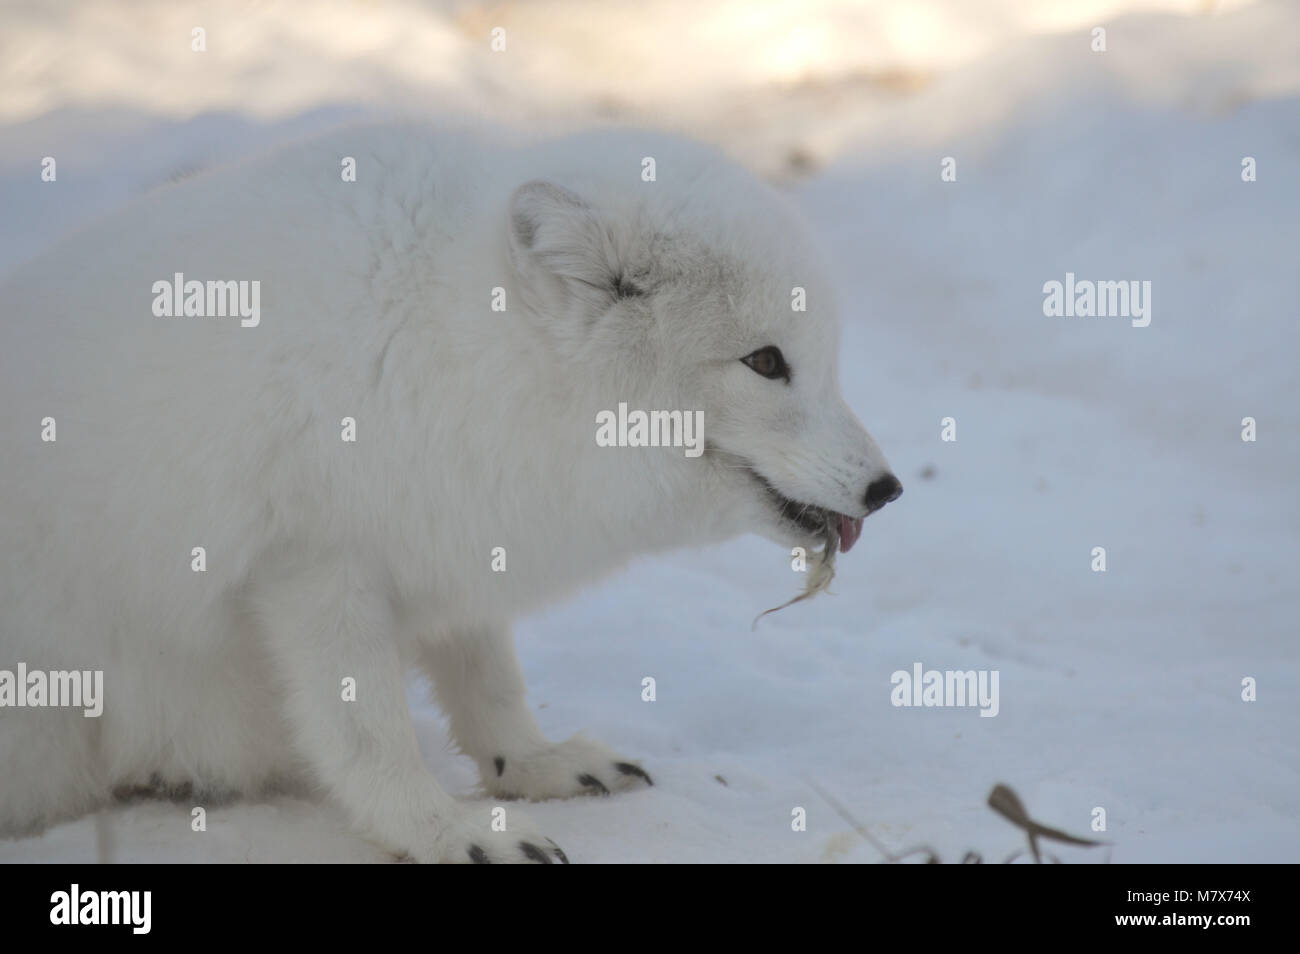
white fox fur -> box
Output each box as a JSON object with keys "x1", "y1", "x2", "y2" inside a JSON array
[{"x1": 0, "y1": 124, "x2": 895, "y2": 861}]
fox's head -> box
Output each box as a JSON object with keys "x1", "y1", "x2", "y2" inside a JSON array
[{"x1": 504, "y1": 134, "x2": 901, "y2": 561}]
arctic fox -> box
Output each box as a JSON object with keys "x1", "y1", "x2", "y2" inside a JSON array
[{"x1": 0, "y1": 125, "x2": 901, "y2": 862}]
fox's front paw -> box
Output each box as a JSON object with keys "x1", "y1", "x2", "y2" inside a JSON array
[
  {"x1": 423, "y1": 805, "x2": 569, "y2": 864},
  {"x1": 485, "y1": 733, "x2": 654, "y2": 801}
]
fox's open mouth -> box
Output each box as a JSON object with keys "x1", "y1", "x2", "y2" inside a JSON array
[{"x1": 746, "y1": 468, "x2": 865, "y2": 553}]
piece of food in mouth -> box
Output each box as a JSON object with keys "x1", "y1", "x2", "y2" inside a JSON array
[
  {"x1": 765, "y1": 480, "x2": 863, "y2": 554},
  {"x1": 752, "y1": 518, "x2": 842, "y2": 629}
]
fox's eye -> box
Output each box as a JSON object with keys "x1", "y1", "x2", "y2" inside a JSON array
[{"x1": 741, "y1": 346, "x2": 790, "y2": 382}]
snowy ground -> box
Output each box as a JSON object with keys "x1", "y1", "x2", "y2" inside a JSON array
[{"x1": 1, "y1": 0, "x2": 1297, "y2": 862}]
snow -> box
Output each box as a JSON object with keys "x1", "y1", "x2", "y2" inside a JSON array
[{"x1": 1, "y1": 0, "x2": 1297, "y2": 862}]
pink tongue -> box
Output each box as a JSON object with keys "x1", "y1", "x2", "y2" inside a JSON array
[{"x1": 838, "y1": 514, "x2": 863, "y2": 553}]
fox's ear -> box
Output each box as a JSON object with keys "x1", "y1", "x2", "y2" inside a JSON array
[{"x1": 507, "y1": 180, "x2": 622, "y2": 319}]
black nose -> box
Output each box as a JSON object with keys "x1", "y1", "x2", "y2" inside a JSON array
[{"x1": 864, "y1": 473, "x2": 903, "y2": 512}]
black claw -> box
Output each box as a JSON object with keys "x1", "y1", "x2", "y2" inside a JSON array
[
  {"x1": 494, "y1": 756, "x2": 505, "y2": 777},
  {"x1": 614, "y1": 762, "x2": 653, "y2": 786},
  {"x1": 468, "y1": 844, "x2": 491, "y2": 864},
  {"x1": 578, "y1": 773, "x2": 610, "y2": 795},
  {"x1": 520, "y1": 841, "x2": 553, "y2": 863},
  {"x1": 547, "y1": 839, "x2": 570, "y2": 864}
]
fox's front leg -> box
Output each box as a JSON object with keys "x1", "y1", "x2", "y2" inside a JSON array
[
  {"x1": 249, "y1": 561, "x2": 565, "y2": 862},
  {"x1": 421, "y1": 623, "x2": 653, "y2": 799}
]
